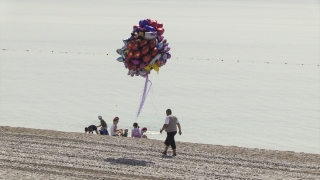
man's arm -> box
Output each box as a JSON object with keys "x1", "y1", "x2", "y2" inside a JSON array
[
  {"x1": 160, "y1": 124, "x2": 168, "y2": 133},
  {"x1": 177, "y1": 123, "x2": 182, "y2": 135}
]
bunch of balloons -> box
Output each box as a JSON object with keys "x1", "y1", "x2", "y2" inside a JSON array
[{"x1": 116, "y1": 18, "x2": 171, "y2": 77}]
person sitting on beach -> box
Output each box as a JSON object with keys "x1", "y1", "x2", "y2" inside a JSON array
[
  {"x1": 110, "y1": 117, "x2": 120, "y2": 136},
  {"x1": 131, "y1": 122, "x2": 142, "y2": 138},
  {"x1": 117, "y1": 128, "x2": 128, "y2": 137},
  {"x1": 122, "y1": 128, "x2": 128, "y2": 137},
  {"x1": 141, "y1": 127, "x2": 148, "y2": 139},
  {"x1": 97, "y1": 116, "x2": 109, "y2": 135},
  {"x1": 85, "y1": 125, "x2": 99, "y2": 134}
]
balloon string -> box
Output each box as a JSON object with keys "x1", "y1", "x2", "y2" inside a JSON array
[{"x1": 136, "y1": 75, "x2": 152, "y2": 117}]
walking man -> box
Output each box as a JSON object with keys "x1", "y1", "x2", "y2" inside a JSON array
[{"x1": 160, "y1": 109, "x2": 182, "y2": 156}]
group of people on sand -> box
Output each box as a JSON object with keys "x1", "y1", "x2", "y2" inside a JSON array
[
  {"x1": 85, "y1": 116, "x2": 148, "y2": 138},
  {"x1": 85, "y1": 109, "x2": 182, "y2": 156}
]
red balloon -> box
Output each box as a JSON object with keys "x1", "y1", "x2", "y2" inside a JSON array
[
  {"x1": 127, "y1": 41, "x2": 134, "y2": 49},
  {"x1": 141, "y1": 46, "x2": 149, "y2": 55},
  {"x1": 143, "y1": 54, "x2": 151, "y2": 62},
  {"x1": 133, "y1": 50, "x2": 141, "y2": 58},
  {"x1": 157, "y1": 28, "x2": 165, "y2": 36},
  {"x1": 140, "y1": 39, "x2": 148, "y2": 47},
  {"x1": 132, "y1": 42, "x2": 139, "y2": 50},
  {"x1": 147, "y1": 18, "x2": 151, "y2": 24},
  {"x1": 151, "y1": 47, "x2": 158, "y2": 57},
  {"x1": 157, "y1": 23, "x2": 163, "y2": 28},
  {"x1": 127, "y1": 50, "x2": 134, "y2": 59},
  {"x1": 150, "y1": 20, "x2": 158, "y2": 28},
  {"x1": 133, "y1": 25, "x2": 139, "y2": 29},
  {"x1": 149, "y1": 40, "x2": 156, "y2": 49},
  {"x1": 127, "y1": 61, "x2": 135, "y2": 70}
]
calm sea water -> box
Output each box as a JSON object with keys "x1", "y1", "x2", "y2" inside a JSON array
[{"x1": 1, "y1": 0, "x2": 319, "y2": 154}]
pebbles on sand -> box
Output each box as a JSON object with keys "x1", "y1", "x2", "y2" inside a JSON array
[{"x1": 0, "y1": 126, "x2": 319, "y2": 180}]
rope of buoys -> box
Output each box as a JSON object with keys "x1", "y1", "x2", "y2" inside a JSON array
[{"x1": 2, "y1": 48, "x2": 319, "y2": 67}]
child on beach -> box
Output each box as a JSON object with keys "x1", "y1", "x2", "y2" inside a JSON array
[
  {"x1": 141, "y1": 127, "x2": 148, "y2": 139},
  {"x1": 117, "y1": 128, "x2": 128, "y2": 137},
  {"x1": 131, "y1": 122, "x2": 142, "y2": 138}
]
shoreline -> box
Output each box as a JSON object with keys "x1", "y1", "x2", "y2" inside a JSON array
[{"x1": 1, "y1": 126, "x2": 319, "y2": 179}]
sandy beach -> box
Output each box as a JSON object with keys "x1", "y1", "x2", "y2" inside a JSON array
[{"x1": 0, "y1": 126, "x2": 319, "y2": 180}]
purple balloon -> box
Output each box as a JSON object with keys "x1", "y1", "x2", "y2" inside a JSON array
[
  {"x1": 166, "y1": 52, "x2": 171, "y2": 59},
  {"x1": 143, "y1": 25, "x2": 156, "y2": 32},
  {"x1": 160, "y1": 46, "x2": 170, "y2": 53},
  {"x1": 139, "y1": 19, "x2": 149, "y2": 27},
  {"x1": 157, "y1": 35, "x2": 163, "y2": 41},
  {"x1": 131, "y1": 59, "x2": 141, "y2": 65}
]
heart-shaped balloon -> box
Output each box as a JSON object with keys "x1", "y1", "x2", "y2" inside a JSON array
[
  {"x1": 127, "y1": 41, "x2": 134, "y2": 49},
  {"x1": 141, "y1": 46, "x2": 149, "y2": 55},
  {"x1": 143, "y1": 54, "x2": 152, "y2": 62},
  {"x1": 151, "y1": 47, "x2": 158, "y2": 57},
  {"x1": 132, "y1": 42, "x2": 139, "y2": 50},
  {"x1": 157, "y1": 28, "x2": 164, "y2": 36},
  {"x1": 140, "y1": 39, "x2": 148, "y2": 47},
  {"x1": 150, "y1": 20, "x2": 158, "y2": 28},
  {"x1": 127, "y1": 50, "x2": 134, "y2": 59},
  {"x1": 149, "y1": 40, "x2": 156, "y2": 49},
  {"x1": 133, "y1": 50, "x2": 141, "y2": 58}
]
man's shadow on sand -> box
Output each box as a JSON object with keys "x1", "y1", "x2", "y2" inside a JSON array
[{"x1": 105, "y1": 158, "x2": 155, "y2": 166}]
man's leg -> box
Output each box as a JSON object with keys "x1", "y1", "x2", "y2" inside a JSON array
[
  {"x1": 170, "y1": 132, "x2": 177, "y2": 155},
  {"x1": 163, "y1": 145, "x2": 169, "y2": 154},
  {"x1": 163, "y1": 133, "x2": 170, "y2": 155}
]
